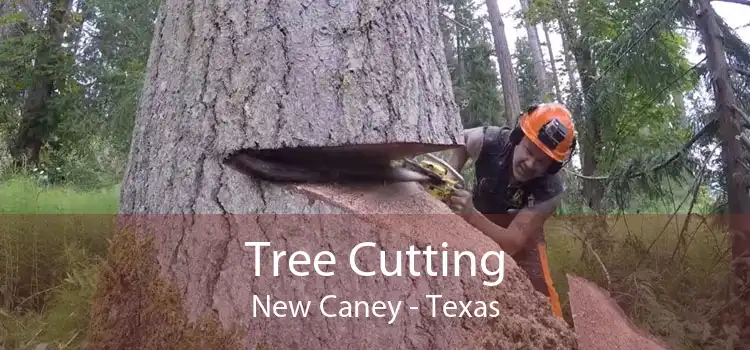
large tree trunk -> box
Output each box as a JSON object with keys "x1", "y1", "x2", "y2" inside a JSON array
[
  {"x1": 695, "y1": 1, "x2": 750, "y2": 348},
  {"x1": 87, "y1": 0, "x2": 577, "y2": 348},
  {"x1": 485, "y1": 0, "x2": 521, "y2": 125},
  {"x1": 519, "y1": 0, "x2": 550, "y2": 101}
]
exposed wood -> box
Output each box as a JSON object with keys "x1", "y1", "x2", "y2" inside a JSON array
[{"x1": 695, "y1": 0, "x2": 750, "y2": 348}]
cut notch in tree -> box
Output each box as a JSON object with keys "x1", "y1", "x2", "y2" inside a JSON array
[{"x1": 221, "y1": 143, "x2": 459, "y2": 184}]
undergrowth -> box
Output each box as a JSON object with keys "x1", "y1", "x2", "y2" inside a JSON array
[
  {"x1": 0, "y1": 174, "x2": 736, "y2": 349},
  {"x1": 545, "y1": 213, "x2": 735, "y2": 350},
  {"x1": 0, "y1": 176, "x2": 119, "y2": 349}
]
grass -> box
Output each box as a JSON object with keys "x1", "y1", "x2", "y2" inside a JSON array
[
  {"x1": 0, "y1": 176, "x2": 119, "y2": 349},
  {"x1": 0, "y1": 175, "x2": 736, "y2": 349}
]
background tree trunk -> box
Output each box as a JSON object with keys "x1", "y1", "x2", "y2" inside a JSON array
[
  {"x1": 10, "y1": 0, "x2": 72, "y2": 166},
  {"x1": 485, "y1": 0, "x2": 521, "y2": 125},
  {"x1": 88, "y1": 0, "x2": 577, "y2": 348},
  {"x1": 694, "y1": 0, "x2": 750, "y2": 347},
  {"x1": 519, "y1": 0, "x2": 550, "y2": 101},
  {"x1": 542, "y1": 22, "x2": 563, "y2": 102}
]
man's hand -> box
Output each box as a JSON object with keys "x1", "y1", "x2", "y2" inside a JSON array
[{"x1": 446, "y1": 188, "x2": 475, "y2": 217}]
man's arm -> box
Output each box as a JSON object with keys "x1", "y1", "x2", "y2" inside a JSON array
[
  {"x1": 447, "y1": 127, "x2": 484, "y2": 174},
  {"x1": 453, "y1": 175, "x2": 564, "y2": 255},
  {"x1": 504, "y1": 176, "x2": 565, "y2": 250}
]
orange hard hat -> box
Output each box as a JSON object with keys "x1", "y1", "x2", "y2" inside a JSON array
[{"x1": 519, "y1": 103, "x2": 576, "y2": 162}]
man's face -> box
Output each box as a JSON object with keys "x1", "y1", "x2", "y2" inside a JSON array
[{"x1": 511, "y1": 136, "x2": 555, "y2": 182}]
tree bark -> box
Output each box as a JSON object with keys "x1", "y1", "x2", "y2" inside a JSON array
[
  {"x1": 119, "y1": 0, "x2": 466, "y2": 215},
  {"x1": 542, "y1": 22, "x2": 563, "y2": 102},
  {"x1": 519, "y1": 0, "x2": 550, "y2": 101},
  {"x1": 90, "y1": 0, "x2": 578, "y2": 348},
  {"x1": 694, "y1": 1, "x2": 750, "y2": 348},
  {"x1": 485, "y1": 0, "x2": 521, "y2": 125}
]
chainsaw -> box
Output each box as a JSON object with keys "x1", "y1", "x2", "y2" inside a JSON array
[
  {"x1": 223, "y1": 147, "x2": 466, "y2": 203},
  {"x1": 398, "y1": 153, "x2": 465, "y2": 202}
]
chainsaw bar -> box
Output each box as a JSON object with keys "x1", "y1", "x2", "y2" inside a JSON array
[{"x1": 224, "y1": 150, "x2": 431, "y2": 184}]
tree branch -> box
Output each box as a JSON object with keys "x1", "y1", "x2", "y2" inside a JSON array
[
  {"x1": 712, "y1": 0, "x2": 750, "y2": 6},
  {"x1": 731, "y1": 66, "x2": 750, "y2": 78},
  {"x1": 566, "y1": 119, "x2": 719, "y2": 181},
  {"x1": 733, "y1": 105, "x2": 750, "y2": 127},
  {"x1": 440, "y1": 12, "x2": 471, "y2": 30}
]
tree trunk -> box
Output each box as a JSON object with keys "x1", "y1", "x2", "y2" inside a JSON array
[
  {"x1": 672, "y1": 91, "x2": 687, "y2": 126},
  {"x1": 555, "y1": 1, "x2": 603, "y2": 212},
  {"x1": 454, "y1": 0, "x2": 466, "y2": 87},
  {"x1": 88, "y1": 1, "x2": 577, "y2": 348},
  {"x1": 560, "y1": 31, "x2": 578, "y2": 102},
  {"x1": 438, "y1": 3, "x2": 456, "y2": 73},
  {"x1": 542, "y1": 22, "x2": 563, "y2": 102},
  {"x1": 519, "y1": 0, "x2": 550, "y2": 101},
  {"x1": 10, "y1": 0, "x2": 72, "y2": 166},
  {"x1": 695, "y1": 1, "x2": 750, "y2": 347},
  {"x1": 485, "y1": 0, "x2": 521, "y2": 125}
]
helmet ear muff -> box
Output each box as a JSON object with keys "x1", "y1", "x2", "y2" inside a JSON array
[
  {"x1": 509, "y1": 126, "x2": 524, "y2": 145},
  {"x1": 547, "y1": 135, "x2": 577, "y2": 174},
  {"x1": 509, "y1": 105, "x2": 538, "y2": 145}
]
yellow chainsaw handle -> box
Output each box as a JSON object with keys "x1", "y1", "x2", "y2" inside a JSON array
[{"x1": 423, "y1": 153, "x2": 465, "y2": 187}]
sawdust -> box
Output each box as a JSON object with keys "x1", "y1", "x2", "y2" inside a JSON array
[
  {"x1": 86, "y1": 229, "x2": 243, "y2": 350},
  {"x1": 567, "y1": 274, "x2": 672, "y2": 350},
  {"x1": 284, "y1": 182, "x2": 578, "y2": 349}
]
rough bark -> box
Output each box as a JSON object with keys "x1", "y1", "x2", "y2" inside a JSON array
[
  {"x1": 694, "y1": 1, "x2": 750, "y2": 347},
  {"x1": 485, "y1": 0, "x2": 521, "y2": 125},
  {"x1": 542, "y1": 22, "x2": 563, "y2": 102},
  {"x1": 519, "y1": 0, "x2": 550, "y2": 101},
  {"x1": 99, "y1": 0, "x2": 579, "y2": 348},
  {"x1": 120, "y1": 0, "x2": 465, "y2": 214}
]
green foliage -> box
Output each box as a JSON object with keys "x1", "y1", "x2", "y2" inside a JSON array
[
  {"x1": 441, "y1": 0, "x2": 505, "y2": 128},
  {"x1": 458, "y1": 42, "x2": 504, "y2": 127},
  {"x1": 81, "y1": 0, "x2": 160, "y2": 155}
]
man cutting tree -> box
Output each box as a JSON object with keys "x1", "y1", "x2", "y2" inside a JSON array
[{"x1": 445, "y1": 103, "x2": 577, "y2": 319}]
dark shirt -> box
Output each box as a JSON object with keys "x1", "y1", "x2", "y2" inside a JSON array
[
  {"x1": 471, "y1": 126, "x2": 564, "y2": 217},
  {"x1": 470, "y1": 126, "x2": 564, "y2": 296}
]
